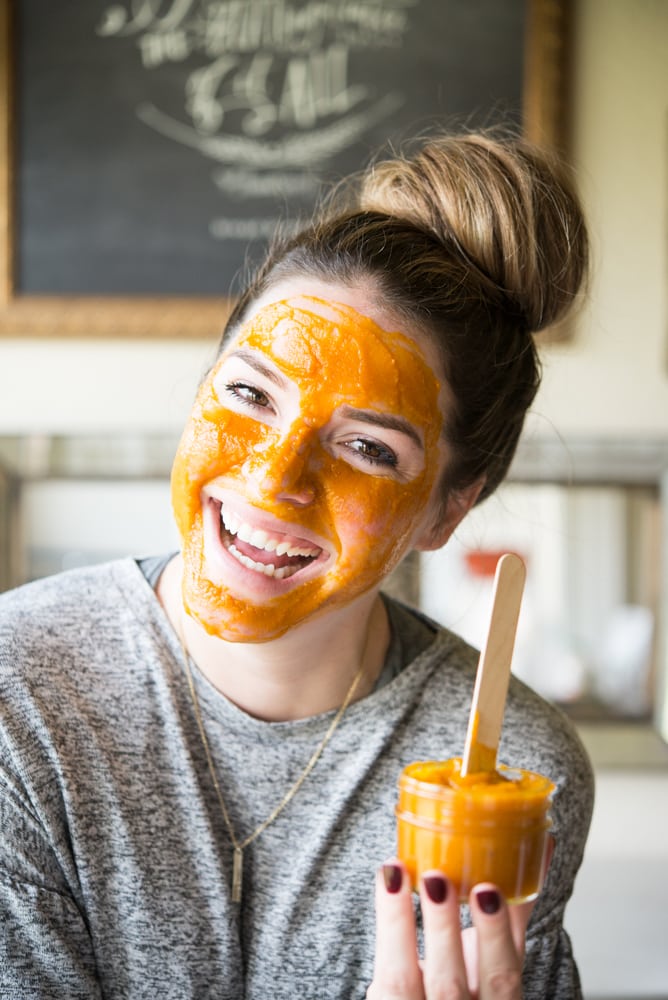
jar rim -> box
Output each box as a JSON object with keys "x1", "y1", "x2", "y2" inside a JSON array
[{"x1": 399, "y1": 761, "x2": 555, "y2": 807}]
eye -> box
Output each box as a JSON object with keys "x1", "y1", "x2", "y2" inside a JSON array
[
  {"x1": 345, "y1": 437, "x2": 398, "y2": 469},
  {"x1": 223, "y1": 381, "x2": 273, "y2": 411}
]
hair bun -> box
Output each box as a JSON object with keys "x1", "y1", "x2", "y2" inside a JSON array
[{"x1": 358, "y1": 132, "x2": 589, "y2": 334}]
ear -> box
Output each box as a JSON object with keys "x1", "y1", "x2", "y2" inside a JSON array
[{"x1": 414, "y1": 479, "x2": 485, "y2": 553}]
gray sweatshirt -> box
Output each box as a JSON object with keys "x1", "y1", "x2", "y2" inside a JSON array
[{"x1": 0, "y1": 558, "x2": 594, "y2": 998}]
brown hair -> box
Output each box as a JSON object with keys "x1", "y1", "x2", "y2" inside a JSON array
[{"x1": 219, "y1": 131, "x2": 589, "y2": 505}]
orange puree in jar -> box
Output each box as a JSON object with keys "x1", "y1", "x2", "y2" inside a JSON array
[{"x1": 396, "y1": 757, "x2": 554, "y2": 902}]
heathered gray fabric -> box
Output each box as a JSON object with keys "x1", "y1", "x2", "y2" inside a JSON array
[{"x1": 0, "y1": 558, "x2": 594, "y2": 999}]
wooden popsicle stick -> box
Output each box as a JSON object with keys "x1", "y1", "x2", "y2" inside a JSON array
[{"x1": 461, "y1": 552, "x2": 526, "y2": 776}]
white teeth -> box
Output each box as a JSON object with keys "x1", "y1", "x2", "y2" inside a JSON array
[
  {"x1": 228, "y1": 545, "x2": 267, "y2": 573},
  {"x1": 221, "y1": 508, "x2": 240, "y2": 535},
  {"x1": 276, "y1": 541, "x2": 316, "y2": 557},
  {"x1": 236, "y1": 522, "x2": 255, "y2": 544},
  {"x1": 220, "y1": 506, "x2": 319, "y2": 558},
  {"x1": 249, "y1": 529, "x2": 270, "y2": 549},
  {"x1": 276, "y1": 542, "x2": 317, "y2": 556},
  {"x1": 228, "y1": 545, "x2": 300, "y2": 579}
]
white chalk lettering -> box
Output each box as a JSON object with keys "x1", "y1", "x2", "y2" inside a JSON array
[
  {"x1": 97, "y1": 0, "x2": 198, "y2": 37},
  {"x1": 97, "y1": 0, "x2": 416, "y2": 239}
]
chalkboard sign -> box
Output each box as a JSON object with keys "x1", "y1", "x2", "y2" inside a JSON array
[{"x1": 0, "y1": 0, "x2": 571, "y2": 337}]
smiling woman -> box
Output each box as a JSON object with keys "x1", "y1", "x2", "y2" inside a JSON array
[
  {"x1": 171, "y1": 295, "x2": 443, "y2": 643},
  {"x1": 0, "y1": 129, "x2": 593, "y2": 1000}
]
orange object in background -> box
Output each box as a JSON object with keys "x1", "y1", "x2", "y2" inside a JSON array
[
  {"x1": 396, "y1": 758, "x2": 554, "y2": 902},
  {"x1": 465, "y1": 549, "x2": 525, "y2": 578}
]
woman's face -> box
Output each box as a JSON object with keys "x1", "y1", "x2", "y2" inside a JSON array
[{"x1": 171, "y1": 282, "x2": 450, "y2": 641}]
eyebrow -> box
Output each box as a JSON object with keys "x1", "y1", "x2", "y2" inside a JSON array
[
  {"x1": 227, "y1": 349, "x2": 288, "y2": 388},
  {"x1": 339, "y1": 406, "x2": 424, "y2": 450},
  {"x1": 227, "y1": 351, "x2": 424, "y2": 449}
]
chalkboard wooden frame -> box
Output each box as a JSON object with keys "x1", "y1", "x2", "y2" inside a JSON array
[{"x1": 0, "y1": 0, "x2": 572, "y2": 339}]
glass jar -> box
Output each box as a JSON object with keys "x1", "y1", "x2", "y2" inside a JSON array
[{"x1": 396, "y1": 758, "x2": 554, "y2": 903}]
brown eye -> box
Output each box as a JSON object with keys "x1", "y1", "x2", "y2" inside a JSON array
[
  {"x1": 348, "y1": 438, "x2": 398, "y2": 468},
  {"x1": 224, "y1": 382, "x2": 271, "y2": 409}
]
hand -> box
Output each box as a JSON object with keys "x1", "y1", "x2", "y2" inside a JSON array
[{"x1": 367, "y1": 861, "x2": 536, "y2": 999}]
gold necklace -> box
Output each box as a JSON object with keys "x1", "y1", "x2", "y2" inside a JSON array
[{"x1": 179, "y1": 634, "x2": 365, "y2": 904}]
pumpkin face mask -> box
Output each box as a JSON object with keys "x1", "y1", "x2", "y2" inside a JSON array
[{"x1": 171, "y1": 297, "x2": 443, "y2": 641}]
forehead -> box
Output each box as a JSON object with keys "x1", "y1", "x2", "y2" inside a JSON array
[{"x1": 232, "y1": 297, "x2": 441, "y2": 423}]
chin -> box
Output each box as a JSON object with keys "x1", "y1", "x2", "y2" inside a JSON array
[
  {"x1": 181, "y1": 565, "x2": 312, "y2": 643},
  {"x1": 189, "y1": 606, "x2": 294, "y2": 644}
]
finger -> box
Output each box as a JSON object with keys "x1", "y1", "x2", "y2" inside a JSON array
[
  {"x1": 470, "y1": 885, "x2": 523, "y2": 1000},
  {"x1": 367, "y1": 860, "x2": 424, "y2": 1000},
  {"x1": 419, "y1": 871, "x2": 469, "y2": 999},
  {"x1": 507, "y1": 833, "x2": 555, "y2": 957},
  {"x1": 508, "y1": 899, "x2": 535, "y2": 960}
]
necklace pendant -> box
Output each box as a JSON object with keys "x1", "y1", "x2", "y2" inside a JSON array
[
  {"x1": 180, "y1": 631, "x2": 364, "y2": 913},
  {"x1": 232, "y1": 846, "x2": 243, "y2": 904}
]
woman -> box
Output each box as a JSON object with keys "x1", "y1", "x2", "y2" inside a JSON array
[{"x1": 0, "y1": 131, "x2": 593, "y2": 999}]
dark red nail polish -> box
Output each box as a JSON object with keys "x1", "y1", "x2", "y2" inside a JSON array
[
  {"x1": 423, "y1": 875, "x2": 447, "y2": 904},
  {"x1": 475, "y1": 889, "x2": 501, "y2": 914},
  {"x1": 382, "y1": 864, "x2": 403, "y2": 894}
]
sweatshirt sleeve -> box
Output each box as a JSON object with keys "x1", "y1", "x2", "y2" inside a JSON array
[
  {"x1": 523, "y1": 911, "x2": 585, "y2": 998},
  {"x1": 0, "y1": 765, "x2": 102, "y2": 999},
  {"x1": 519, "y1": 712, "x2": 595, "y2": 1000}
]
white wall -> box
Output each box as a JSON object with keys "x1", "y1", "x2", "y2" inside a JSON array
[
  {"x1": 565, "y1": 770, "x2": 668, "y2": 997},
  {"x1": 1, "y1": 0, "x2": 667, "y2": 441},
  {"x1": 528, "y1": 0, "x2": 668, "y2": 441},
  {"x1": 0, "y1": 338, "x2": 208, "y2": 435}
]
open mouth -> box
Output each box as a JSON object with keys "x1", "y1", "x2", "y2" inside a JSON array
[{"x1": 217, "y1": 502, "x2": 324, "y2": 580}]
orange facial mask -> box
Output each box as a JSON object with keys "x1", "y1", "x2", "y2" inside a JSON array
[{"x1": 171, "y1": 297, "x2": 443, "y2": 641}]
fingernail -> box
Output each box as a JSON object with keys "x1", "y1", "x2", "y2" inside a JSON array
[
  {"x1": 423, "y1": 874, "x2": 448, "y2": 904},
  {"x1": 475, "y1": 888, "x2": 501, "y2": 914},
  {"x1": 382, "y1": 864, "x2": 403, "y2": 894}
]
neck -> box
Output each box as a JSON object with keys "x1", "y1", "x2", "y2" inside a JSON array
[{"x1": 157, "y1": 555, "x2": 390, "y2": 721}]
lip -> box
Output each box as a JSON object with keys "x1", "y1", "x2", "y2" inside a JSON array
[{"x1": 201, "y1": 491, "x2": 333, "y2": 595}]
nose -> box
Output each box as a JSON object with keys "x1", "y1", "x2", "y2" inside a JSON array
[{"x1": 244, "y1": 422, "x2": 318, "y2": 506}]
